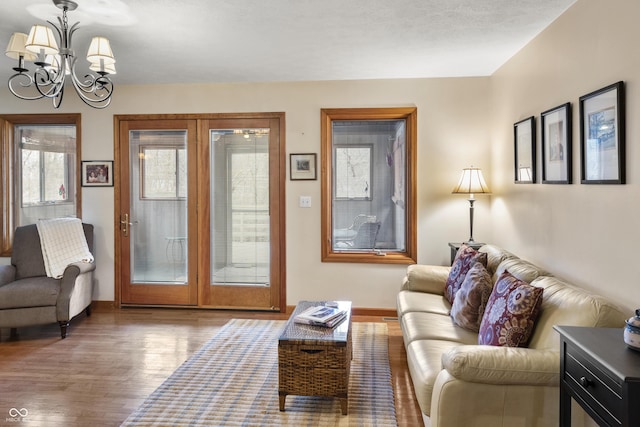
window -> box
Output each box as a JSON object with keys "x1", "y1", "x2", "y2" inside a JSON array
[
  {"x1": 321, "y1": 108, "x2": 417, "y2": 264},
  {"x1": 334, "y1": 146, "x2": 372, "y2": 200},
  {"x1": 0, "y1": 114, "x2": 81, "y2": 256},
  {"x1": 141, "y1": 146, "x2": 187, "y2": 199}
]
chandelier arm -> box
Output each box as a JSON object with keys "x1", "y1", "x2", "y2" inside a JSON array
[
  {"x1": 52, "y1": 86, "x2": 64, "y2": 109},
  {"x1": 33, "y1": 68, "x2": 64, "y2": 98},
  {"x1": 70, "y1": 72, "x2": 114, "y2": 108},
  {"x1": 49, "y1": 19, "x2": 63, "y2": 45},
  {"x1": 67, "y1": 22, "x2": 79, "y2": 51},
  {"x1": 8, "y1": 73, "x2": 46, "y2": 101}
]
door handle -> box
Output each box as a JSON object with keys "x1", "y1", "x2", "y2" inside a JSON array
[{"x1": 121, "y1": 213, "x2": 129, "y2": 237}]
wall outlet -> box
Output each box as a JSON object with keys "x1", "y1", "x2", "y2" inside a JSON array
[{"x1": 299, "y1": 196, "x2": 311, "y2": 208}]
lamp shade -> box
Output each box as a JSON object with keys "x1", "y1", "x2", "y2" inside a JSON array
[
  {"x1": 5, "y1": 32, "x2": 38, "y2": 61},
  {"x1": 452, "y1": 167, "x2": 490, "y2": 195},
  {"x1": 25, "y1": 25, "x2": 59, "y2": 55},
  {"x1": 86, "y1": 37, "x2": 116, "y2": 65}
]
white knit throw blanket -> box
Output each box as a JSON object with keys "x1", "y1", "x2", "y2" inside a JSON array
[{"x1": 36, "y1": 218, "x2": 94, "y2": 279}]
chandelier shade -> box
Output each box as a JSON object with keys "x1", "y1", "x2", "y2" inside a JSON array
[
  {"x1": 4, "y1": 0, "x2": 116, "y2": 109},
  {"x1": 86, "y1": 37, "x2": 116, "y2": 65},
  {"x1": 5, "y1": 33, "x2": 37, "y2": 61},
  {"x1": 25, "y1": 25, "x2": 59, "y2": 55},
  {"x1": 90, "y1": 61, "x2": 117, "y2": 75}
]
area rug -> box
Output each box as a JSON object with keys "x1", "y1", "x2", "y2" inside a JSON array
[{"x1": 121, "y1": 318, "x2": 397, "y2": 426}]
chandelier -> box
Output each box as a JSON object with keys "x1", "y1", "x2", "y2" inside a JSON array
[{"x1": 5, "y1": 0, "x2": 116, "y2": 109}]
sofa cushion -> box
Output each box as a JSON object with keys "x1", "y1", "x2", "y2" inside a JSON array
[
  {"x1": 445, "y1": 244, "x2": 487, "y2": 304},
  {"x1": 478, "y1": 270, "x2": 543, "y2": 347},
  {"x1": 406, "y1": 339, "x2": 464, "y2": 416},
  {"x1": 450, "y1": 262, "x2": 493, "y2": 332},
  {"x1": 401, "y1": 311, "x2": 479, "y2": 345},
  {"x1": 495, "y1": 258, "x2": 549, "y2": 285},
  {"x1": 478, "y1": 244, "x2": 518, "y2": 277},
  {"x1": 527, "y1": 276, "x2": 625, "y2": 350},
  {"x1": 397, "y1": 290, "x2": 450, "y2": 319},
  {"x1": 0, "y1": 276, "x2": 60, "y2": 309}
]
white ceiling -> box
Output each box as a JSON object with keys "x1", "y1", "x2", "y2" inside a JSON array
[{"x1": 0, "y1": 0, "x2": 576, "y2": 86}]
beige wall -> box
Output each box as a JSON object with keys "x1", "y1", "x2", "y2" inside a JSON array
[
  {"x1": 490, "y1": 0, "x2": 639, "y2": 315},
  {"x1": 3, "y1": 0, "x2": 634, "y2": 317},
  {"x1": 0, "y1": 77, "x2": 492, "y2": 308}
]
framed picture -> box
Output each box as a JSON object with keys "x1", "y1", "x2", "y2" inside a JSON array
[
  {"x1": 579, "y1": 81, "x2": 625, "y2": 184},
  {"x1": 81, "y1": 160, "x2": 114, "y2": 187},
  {"x1": 541, "y1": 103, "x2": 572, "y2": 184},
  {"x1": 514, "y1": 116, "x2": 536, "y2": 183},
  {"x1": 289, "y1": 153, "x2": 317, "y2": 180}
]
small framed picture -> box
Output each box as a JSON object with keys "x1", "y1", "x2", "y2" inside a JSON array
[
  {"x1": 514, "y1": 116, "x2": 536, "y2": 183},
  {"x1": 290, "y1": 153, "x2": 317, "y2": 180},
  {"x1": 541, "y1": 103, "x2": 572, "y2": 184},
  {"x1": 579, "y1": 81, "x2": 625, "y2": 184},
  {"x1": 81, "y1": 160, "x2": 114, "y2": 187}
]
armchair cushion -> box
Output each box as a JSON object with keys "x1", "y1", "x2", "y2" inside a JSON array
[
  {"x1": 11, "y1": 225, "x2": 47, "y2": 280},
  {"x1": 0, "y1": 264, "x2": 16, "y2": 287},
  {"x1": 0, "y1": 276, "x2": 60, "y2": 309}
]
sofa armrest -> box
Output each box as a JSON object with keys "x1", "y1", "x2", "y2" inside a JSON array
[
  {"x1": 401, "y1": 264, "x2": 450, "y2": 295},
  {"x1": 0, "y1": 264, "x2": 16, "y2": 287},
  {"x1": 442, "y1": 345, "x2": 559, "y2": 386}
]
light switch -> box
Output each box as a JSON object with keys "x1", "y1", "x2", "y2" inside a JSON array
[{"x1": 299, "y1": 196, "x2": 311, "y2": 208}]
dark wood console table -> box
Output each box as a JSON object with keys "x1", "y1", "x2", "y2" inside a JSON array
[{"x1": 554, "y1": 326, "x2": 640, "y2": 426}]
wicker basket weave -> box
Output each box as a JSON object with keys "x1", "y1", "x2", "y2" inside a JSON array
[{"x1": 278, "y1": 301, "x2": 353, "y2": 414}]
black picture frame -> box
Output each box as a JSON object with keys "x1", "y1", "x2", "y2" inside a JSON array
[
  {"x1": 541, "y1": 103, "x2": 572, "y2": 184},
  {"x1": 289, "y1": 153, "x2": 317, "y2": 180},
  {"x1": 81, "y1": 160, "x2": 114, "y2": 187},
  {"x1": 514, "y1": 116, "x2": 536, "y2": 183},
  {"x1": 579, "y1": 81, "x2": 625, "y2": 184}
]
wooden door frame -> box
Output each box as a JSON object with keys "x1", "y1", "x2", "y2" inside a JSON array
[{"x1": 113, "y1": 113, "x2": 286, "y2": 310}]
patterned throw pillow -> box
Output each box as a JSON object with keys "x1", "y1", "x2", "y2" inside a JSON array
[
  {"x1": 478, "y1": 270, "x2": 544, "y2": 347},
  {"x1": 450, "y1": 262, "x2": 493, "y2": 332},
  {"x1": 444, "y1": 244, "x2": 488, "y2": 304}
]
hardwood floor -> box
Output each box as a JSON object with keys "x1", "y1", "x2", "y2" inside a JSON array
[{"x1": 0, "y1": 305, "x2": 424, "y2": 427}]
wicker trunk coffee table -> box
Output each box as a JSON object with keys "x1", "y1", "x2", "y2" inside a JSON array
[{"x1": 278, "y1": 300, "x2": 352, "y2": 414}]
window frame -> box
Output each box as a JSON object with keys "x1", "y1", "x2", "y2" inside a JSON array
[
  {"x1": 320, "y1": 107, "x2": 417, "y2": 264},
  {"x1": 0, "y1": 114, "x2": 82, "y2": 256}
]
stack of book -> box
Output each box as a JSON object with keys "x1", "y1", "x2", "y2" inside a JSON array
[{"x1": 294, "y1": 305, "x2": 347, "y2": 328}]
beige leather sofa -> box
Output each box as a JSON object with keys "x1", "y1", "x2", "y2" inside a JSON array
[{"x1": 397, "y1": 244, "x2": 625, "y2": 427}]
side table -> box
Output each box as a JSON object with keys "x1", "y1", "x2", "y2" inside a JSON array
[
  {"x1": 554, "y1": 325, "x2": 640, "y2": 426},
  {"x1": 448, "y1": 242, "x2": 485, "y2": 265}
]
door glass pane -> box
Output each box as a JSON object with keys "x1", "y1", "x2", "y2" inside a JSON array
[
  {"x1": 210, "y1": 129, "x2": 270, "y2": 286},
  {"x1": 130, "y1": 130, "x2": 188, "y2": 284}
]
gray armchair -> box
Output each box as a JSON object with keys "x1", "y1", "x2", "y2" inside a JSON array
[{"x1": 0, "y1": 223, "x2": 95, "y2": 339}]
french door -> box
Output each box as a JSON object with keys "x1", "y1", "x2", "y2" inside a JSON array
[{"x1": 115, "y1": 114, "x2": 285, "y2": 310}]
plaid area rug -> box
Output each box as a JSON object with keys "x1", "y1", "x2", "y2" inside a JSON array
[{"x1": 121, "y1": 319, "x2": 397, "y2": 426}]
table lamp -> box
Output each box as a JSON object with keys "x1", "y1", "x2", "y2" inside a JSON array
[{"x1": 452, "y1": 167, "x2": 490, "y2": 243}]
